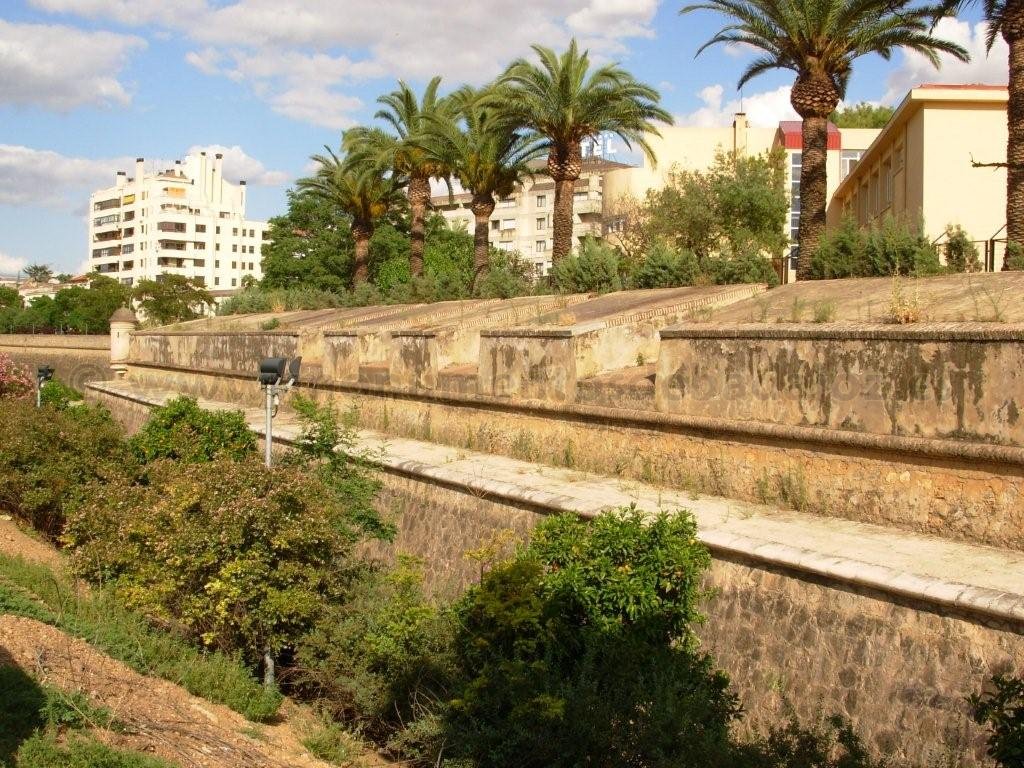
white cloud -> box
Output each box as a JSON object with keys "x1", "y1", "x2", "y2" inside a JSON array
[
  {"x1": 882, "y1": 19, "x2": 1008, "y2": 104},
  {"x1": 677, "y1": 83, "x2": 799, "y2": 127},
  {"x1": 0, "y1": 251, "x2": 27, "y2": 276},
  {"x1": 0, "y1": 20, "x2": 145, "y2": 110},
  {"x1": 0, "y1": 144, "x2": 286, "y2": 211},
  {"x1": 34, "y1": 0, "x2": 662, "y2": 127},
  {"x1": 185, "y1": 144, "x2": 289, "y2": 185}
]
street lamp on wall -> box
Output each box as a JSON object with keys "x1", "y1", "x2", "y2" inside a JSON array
[{"x1": 258, "y1": 356, "x2": 301, "y2": 468}]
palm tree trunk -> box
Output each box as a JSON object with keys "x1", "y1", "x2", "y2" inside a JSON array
[
  {"x1": 548, "y1": 145, "x2": 583, "y2": 264},
  {"x1": 408, "y1": 176, "x2": 431, "y2": 278},
  {"x1": 797, "y1": 115, "x2": 829, "y2": 280},
  {"x1": 1006, "y1": 24, "x2": 1024, "y2": 267},
  {"x1": 470, "y1": 194, "x2": 496, "y2": 290},
  {"x1": 351, "y1": 221, "x2": 373, "y2": 285}
]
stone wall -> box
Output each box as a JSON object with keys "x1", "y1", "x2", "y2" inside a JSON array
[
  {"x1": 657, "y1": 324, "x2": 1024, "y2": 445},
  {"x1": 130, "y1": 331, "x2": 300, "y2": 376},
  {"x1": 0, "y1": 334, "x2": 110, "y2": 390},
  {"x1": 118, "y1": 364, "x2": 1024, "y2": 551}
]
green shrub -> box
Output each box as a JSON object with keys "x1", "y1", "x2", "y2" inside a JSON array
[
  {"x1": 813, "y1": 216, "x2": 941, "y2": 279},
  {"x1": 297, "y1": 558, "x2": 455, "y2": 762},
  {"x1": 446, "y1": 507, "x2": 738, "y2": 767},
  {"x1": 0, "y1": 553, "x2": 281, "y2": 722},
  {"x1": 550, "y1": 237, "x2": 623, "y2": 294},
  {"x1": 703, "y1": 247, "x2": 780, "y2": 286},
  {"x1": 0, "y1": 399, "x2": 131, "y2": 536},
  {"x1": 632, "y1": 243, "x2": 700, "y2": 288},
  {"x1": 477, "y1": 250, "x2": 533, "y2": 299},
  {"x1": 129, "y1": 396, "x2": 256, "y2": 464},
  {"x1": 733, "y1": 713, "x2": 884, "y2": 768},
  {"x1": 300, "y1": 719, "x2": 359, "y2": 765},
  {"x1": 14, "y1": 733, "x2": 175, "y2": 768},
  {"x1": 970, "y1": 674, "x2": 1024, "y2": 768},
  {"x1": 38, "y1": 378, "x2": 83, "y2": 410},
  {"x1": 944, "y1": 225, "x2": 981, "y2": 273},
  {"x1": 1005, "y1": 242, "x2": 1024, "y2": 271},
  {"x1": 65, "y1": 457, "x2": 368, "y2": 669}
]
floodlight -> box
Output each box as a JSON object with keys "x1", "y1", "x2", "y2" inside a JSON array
[
  {"x1": 258, "y1": 357, "x2": 287, "y2": 387},
  {"x1": 37, "y1": 365, "x2": 54, "y2": 383},
  {"x1": 287, "y1": 356, "x2": 302, "y2": 385}
]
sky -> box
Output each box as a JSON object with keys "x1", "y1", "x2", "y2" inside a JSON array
[{"x1": 0, "y1": 0, "x2": 1007, "y2": 275}]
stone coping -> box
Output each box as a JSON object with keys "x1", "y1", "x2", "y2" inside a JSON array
[
  {"x1": 121, "y1": 359, "x2": 1024, "y2": 466},
  {"x1": 131, "y1": 329, "x2": 300, "y2": 338},
  {"x1": 660, "y1": 321, "x2": 1024, "y2": 342},
  {"x1": 0, "y1": 334, "x2": 109, "y2": 349},
  {"x1": 84, "y1": 378, "x2": 1024, "y2": 628}
]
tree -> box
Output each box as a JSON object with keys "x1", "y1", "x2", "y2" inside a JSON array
[
  {"x1": 0, "y1": 286, "x2": 20, "y2": 310},
  {"x1": 420, "y1": 85, "x2": 544, "y2": 285},
  {"x1": 132, "y1": 274, "x2": 214, "y2": 326},
  {"x1": 51, "y1": 274, "x2": 130, "y2": 333},
  {"x1": 299, "y1": 148, "x2": 406, "y2": 285},
  {"x1": 344, "y1": 78, "x2": 453, "y2": 278},
  {"x1": 23, "y1": 264, "x2": 53, "y2": 283},
  {"x1": 261, "y1": 187, "x2": 356, "y2": 292},
  {"x1": 684, "y1": 0, "x2": 968, "y2": 279},
  {"x1": 498, "y1": 40, "x2": 672, "y2": 264},
  {"x1": 830, "y1": 102, "x2": 894, "y2": 128}
]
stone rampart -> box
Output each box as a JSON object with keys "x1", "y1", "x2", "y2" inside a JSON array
[
  {"x1": 657, "y1": 323, "x2": 1024, "y2": 445},
  {"x1": 129, "y1": 330, "x2": 300, "y2": 376},
  {"x1": 0, "y1": 334, "x2": 110, "y2": 390}
]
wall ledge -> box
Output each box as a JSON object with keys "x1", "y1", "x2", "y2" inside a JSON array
[{"x1": 660, "y1": 321, "x2": 1024, "y2": 342}]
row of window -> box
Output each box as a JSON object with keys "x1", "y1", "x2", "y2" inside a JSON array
[{"x1": 489, "y1": 216, "x2": 551, "y2": 232}]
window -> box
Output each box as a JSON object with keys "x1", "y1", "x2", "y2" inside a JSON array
[
  {"x1": 232, "y1": 244, "x2": 237, "y2": 252},
  {"x1": 536, "y1": 240, "x2": 548, "y2": 252},
  {"x1": 215, "y1": 226, "x2": 220, "y2": 234},
  {"x1": 215, "y1": 260, "x2": 220, "y2": 268},
  {"x1": 496, "y1": 197, "x2": 515, "y2": 208},
  {"x1": 194, "y1": 242, "x2": 206, "y2": 250},
  {"x1": 491, "y1": 220, "x2": 500, "y2": 231},
  {"x1": 880, "y1": 158, "x2": 893, "y2": 209},
  {"x1": 196, "y1": 224, "x2": 206, "y2": 233},
  {"x1": 231, "y1": 278, "x2": 237, "y2": 287},
  {"x1": 536, "y1": 194, "x2": 547, "y2": 208},
  {"x1": 214, "y1": 277, "x2": 220, "y2": 286},
  {"x1": 248, "y1": 262, "x2": 254, "y2": 270},
  {"x1": 215, "y1": 244, "x2": 220, "y2": 251},
  {"x1": 231, "y1": 261, "x2": 237, "y2": 269},
  {"x1": 840, "y1": 150, "x2": 863, "y2": 181},
  {"x1": 574, "y1": 191, "x2": 589, "y2": 201},
  {"x1": 249, "y1": 229, "x2": 255, "y2": 237},
  {"x1": 536, "y1": 217, "x2": 546, "y2": 231},
  {"x1": 501, "y1": 218, "x2": 516, "y2": 229},
  {"x1": 232, "y1": 227, "x2": 238, "y2": 236},
  {"x1": 248, "y1": 245, "x2": 255, "y2": 254}
]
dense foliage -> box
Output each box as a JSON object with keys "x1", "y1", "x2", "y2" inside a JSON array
[
  {"x1": 550, "y1": 237, "x2": 624, "y2": 294},
  {"x1": 811, "y1": 216, "x2": 943, "y2": 279},
  {"x1": 0, "y1": 398, "x2": 132, "y2": 535},
  {"x1": 0, "y1": 352, "x2": 33, "y2": 399},
  {"x1": 829, "y1": 103, "x2": 895, "y2": 129},
  {"x1": 129, "y1": 395, "x2": 257, "y2": 463},
  {"x1": 970, "y1": 674, "x2": 1024, "y2": 767},
  {"x1": 132, "y1": 274, "x2": 213, "y2": 326},
  {"x1": 0, "y1": 275, "x2": 130, "y2": 334}
]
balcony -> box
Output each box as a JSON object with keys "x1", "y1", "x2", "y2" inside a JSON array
[
  {"x1": 94, "y1": 262, "x2": 119, "y2": 274},
  {"x1": 574, "y1": 197, "x2": 603, "y2": 215},
  {"x1": 574, "y1": 221, "x2": 603, "y2": 238},
  {"x1": 93, "y1": 213, "x2": 120, "y2": 228},
  {"x1": 157, "y1": 257, "x2": 187, "y2": 268},
  {"x1": 93, "y1": 198, "x2": 120, "y2": 211},
  {"x1": 499, "y1": 229, "x2": 516, "y2": 241},
  {"x1": 93, "y1": 230, "x2": 121, "y2": 243},
  {"x1": 158, "y1": 240, "x2": 187, "y2": 251},
  {"x1": 92, "y1": 246, "x2": 121, "y2": 259}
]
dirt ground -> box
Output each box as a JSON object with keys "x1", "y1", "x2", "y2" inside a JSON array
[{"x1": 0, "y1": 516, "x2": 392, "y2": 768}]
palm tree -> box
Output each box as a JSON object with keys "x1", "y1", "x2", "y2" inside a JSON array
[
  {"x1": 498, "y1": 40, "x2": 672, "y2": 264},
  {"x1": 344, "y1": 78, "x2": 453, "y2": 278},
  {"x1": 23, "y1": 264, "x2": 53, "y2": 283},
  {"x1": 418, "y1": 86, "x2": 546, "y2": 286},
  {"x1": 299, "y1": 147, "x2": 405, "y2": 285},
  {"x1": 683, "y1": 0, "x2": 968, "y2": 279}
]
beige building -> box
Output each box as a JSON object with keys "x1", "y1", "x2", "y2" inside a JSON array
[
  {"x1": 88, "y1": 154, "x2": 268, "y2": 291},
  {"x1": 828, "y1": 84, "x2": 1009, "y2": 270},
  {"x1": 432, "y1": 158, "x2": 627, "y2": 277}
]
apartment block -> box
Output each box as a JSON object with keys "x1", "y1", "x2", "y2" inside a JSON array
[
  {"x1": 88, "y1": 153, "x2": 268, "y2": 291},
  {"x1": 432, "y1": 158, "x2": 630, "y2": 277}
]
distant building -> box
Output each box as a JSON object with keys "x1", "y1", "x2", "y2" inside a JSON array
[
  {"x1": 431, "y1": 158, "x2": 630, "y2": 277},
  {"x1": 828, "y1": 84, "x2": 1010, "y2": 270},
  {"x1": 18, "y1": 274, "x2": 91, "y2": 302},
  {"x1": 87, "y1": 154, "x2": 268, "y2": 291}
]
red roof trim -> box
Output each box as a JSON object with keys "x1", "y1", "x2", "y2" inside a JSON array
[{"x1": 777, "y1": 120, "x2": 841, "y2": 150}]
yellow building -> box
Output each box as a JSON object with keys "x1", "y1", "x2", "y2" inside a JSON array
[{"x1": 827, "y1": 84, "x2": 1009, "y2": 269}]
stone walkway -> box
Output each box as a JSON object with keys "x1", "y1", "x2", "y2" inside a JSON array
[{"x1": 88, "y1": 379, "x2": 1024, "y2": 625}]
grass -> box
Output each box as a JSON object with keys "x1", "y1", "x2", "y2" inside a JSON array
[
  {"x1": 301, "y1": 719, "x2": 358, "y2": 766},
  {"x1": 0, "y1": 664, "x2": 170, "y2": 768},
  {"x1": 0, "y1": 552, "x2": 282, "y2": 723}
]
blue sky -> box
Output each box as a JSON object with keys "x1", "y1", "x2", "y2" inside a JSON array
[{"x1": 0, "y1": 0, "x2": 1004, "y2": 274}]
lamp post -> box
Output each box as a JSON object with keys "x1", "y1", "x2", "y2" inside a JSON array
[
  {"x1": 36, "y1": 365, "x2": 54, "y2": 408},
  {"x1": 257, "y1": 356, "x2": 301, "y2": 468}
]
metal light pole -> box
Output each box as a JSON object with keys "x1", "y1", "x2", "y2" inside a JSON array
[
  {"x1": 36, "y1": 365, "x2": 53, "y2": 408},
  {"x1": 258, "y1": 356, "x2": 301, "y2": 469}
]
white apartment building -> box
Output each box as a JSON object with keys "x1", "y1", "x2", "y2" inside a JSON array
[
  {"x1": 88, "y1": 153, "x2": 268, "y2": 291},
  {"x1": 432, "y1": 158, "x2": 628, "y2": 277}
]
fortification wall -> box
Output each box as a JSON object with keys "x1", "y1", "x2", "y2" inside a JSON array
[{"x1": 0, "y1": 334, "x2": 110, "y2": 390}]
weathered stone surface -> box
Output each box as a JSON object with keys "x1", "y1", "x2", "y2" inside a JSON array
[
  {"x1": 130, "y1": 331, "x2": 300, "y2": 377},
  {"x1": 0, "y1": 334, "x2": 110, "y2": 390},
  {"x1": 656, "y1": 324, "x2": 1024, "y2": 445}
]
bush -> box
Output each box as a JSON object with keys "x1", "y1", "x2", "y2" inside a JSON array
[
  {"x1": 970, "y1": 674, "x2": 1024, "y2": 767},
  {"x1": 813, "y1": 216, "x2": 942, "y2": 279},
  {"x1": 1005, "y1": 242, "x2": 1024, "y2": 271},
  {"x1": 65, "y1": 456, "x2": 368, "y2": 668},
  {"x1": 477, "y1": 250, "x2": 533, "y2": 299},
  {"x1": 632, "y1": 243, "x2": 700, "y2": 288},
  {"x1": 944, "y1": 225, "x2": 981, "y2": 273},
  {"x1": 129, "y1": 396, "x2": 257, "y2": 464},
  {"x1": 550, "y1": 237, "x2": 623, "y2": 294},
  {"x1": 0, "y1": 399, "x2": 131, "y2": 536},
  {"x1": 0, "y1": 352, "x2": 33, "y2": 400},
  {"x1": 733, "y1": 713, "x2": 884, "y2": 768},
  {"x1": 446, "y1": 507, "x2": 738, "y2": 767},
  {"x1": 38, "y1": 378, "x2": 83, "y2": 410},
  {"x1": 14, "y1": 733, "x2": 175, "y2": 768},
  {"x1": 704, "y1": 247, "x2": 780, "y2": 286},
  {"x1": 297, "y1": 558, "x2": 456, "y2": 762}
]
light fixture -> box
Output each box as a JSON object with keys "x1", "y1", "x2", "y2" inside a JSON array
[
  {"x1": 36, "y1": 365, "x2": 54, "y2": 408},
  {"x1": 258, "y1": 356, "x2": 301, "y2": 467}
]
